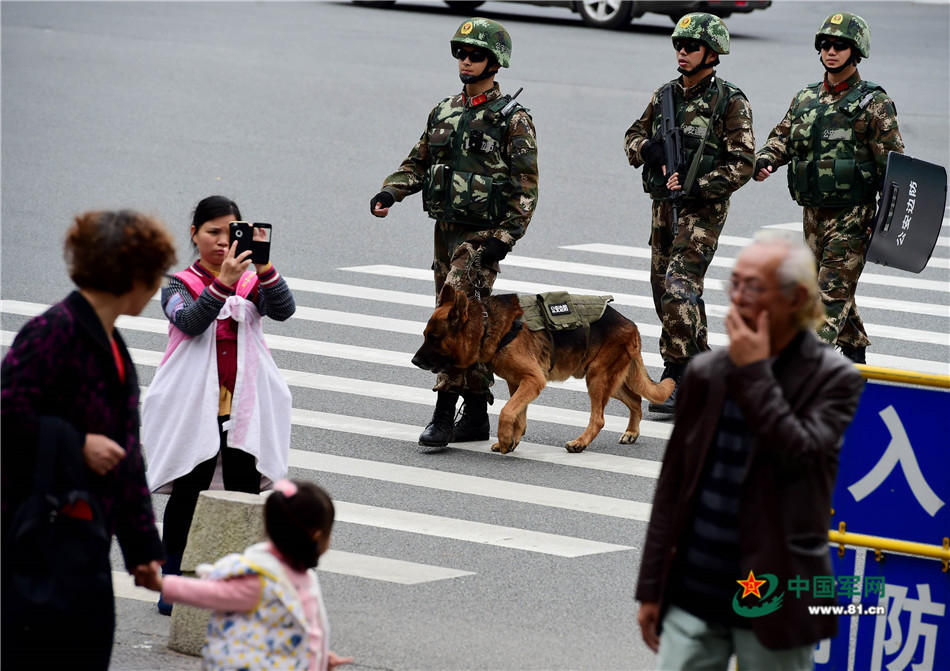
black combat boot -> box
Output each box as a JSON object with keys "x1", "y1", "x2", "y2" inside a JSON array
[
  {"x1": 418, "y1": 391, "x2": 459, "y2": 450},
  {"x1": 453, "y1": 393, "x2": 490, "y2": 442},
  {"x1": 648, "y1": 361, "x2": 687, "y2": 415},
  {"x1": 839, "y1": 345, "x2": 867, "y2": 365}
]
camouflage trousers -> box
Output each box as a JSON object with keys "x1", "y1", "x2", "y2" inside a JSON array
[
  {"x1": 649, "y1": 199, "x2": 729, "y2": 365},
  {"x1": 431, "y1": 220, "x2": 498, "y2": 398},
  {"x1": 803, "y1": 203, "x2": 875, "y2": 349}
]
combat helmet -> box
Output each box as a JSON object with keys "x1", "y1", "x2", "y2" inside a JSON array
[
  {"x1": 672, "y1": 12, "x2": 730, "y2": 55},
  {"x1": 450, "y1": 18, "x2": 512, "y2": 68},
  {"x1": 815, "y1": 12, "x2": 870, "y2": 58}
]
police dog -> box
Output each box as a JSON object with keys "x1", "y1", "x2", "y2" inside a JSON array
[{"x1": 412, "y1": 285, "x2": 674, "y2": 454}]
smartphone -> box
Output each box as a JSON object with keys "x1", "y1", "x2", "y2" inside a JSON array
[
  {"x1": 229, "y1": 221, "x2": 254, "y2": 258},
  {"x1": 252, "y1": 222, "x2": 272, "y2": 266}
]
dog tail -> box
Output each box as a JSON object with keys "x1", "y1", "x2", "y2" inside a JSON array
[{"x1": 626, "y1": 332, "x2": 675, "y2": 404}]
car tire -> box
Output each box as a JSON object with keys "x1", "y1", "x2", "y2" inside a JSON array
[{"x1": 577, "y1": 0, "x2": 632, "y2": 29}]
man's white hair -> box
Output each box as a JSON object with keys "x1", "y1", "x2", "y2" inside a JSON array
[{"x1": 751, "y1": 230, "x2": 825, "y2": 329}]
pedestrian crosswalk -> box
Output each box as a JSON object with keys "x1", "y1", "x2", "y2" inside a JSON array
[{"x1": 2, "y1": 228, "x2": 947, "y2": 595}]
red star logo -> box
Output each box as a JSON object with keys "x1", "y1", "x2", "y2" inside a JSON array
[{"x1": 736, "y1": 570, "x2": 767, "y2": 599}]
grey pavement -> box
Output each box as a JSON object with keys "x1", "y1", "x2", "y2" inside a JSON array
[{"x1": 2, "y1": 2, "x2": 948, "y2": 670}]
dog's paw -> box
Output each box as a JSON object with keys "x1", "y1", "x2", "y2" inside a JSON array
[
  {"x1": 618, "y1": 431, "x2": 640, "y2": 444},
  {"x1": 493, "y1": 440, "x2": 519, "y2": 454},
  {"x1": 564, "y1": 439, "x2": 588, "y2": 453}
]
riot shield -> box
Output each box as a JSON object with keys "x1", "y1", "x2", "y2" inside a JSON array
[{"x1": 866, "y1": 152, "x2": 947, "y2": 273}]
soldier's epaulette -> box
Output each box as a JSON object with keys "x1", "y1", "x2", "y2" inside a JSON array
[
  {"x1": 717, "y1": 78, "x2": 747, "y2": 101},
  {"x1": 807, "y1": 81, "x2": 823, "y2": 90},
  {"x1": 858, "y1": 80, "x2": 886, "y2": 95}
]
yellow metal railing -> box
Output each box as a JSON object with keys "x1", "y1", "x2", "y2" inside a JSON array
[
  {"x1": 854, "y1": 364, "x2": 950, "y2": 389},
  {"x1": 829, "y1": 522, "x2": 950, "y2": 572}
]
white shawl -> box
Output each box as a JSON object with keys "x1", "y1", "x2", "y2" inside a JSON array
[{"x1": 143, "y1": 294, "x2": 291, "y2": 492}]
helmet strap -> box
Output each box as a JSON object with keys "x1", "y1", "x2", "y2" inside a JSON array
[
  {"x1": 459, "y1": 58, "x2": 499, "y2": 85},
  {"x1": 677, "y1": 45, "x2": 718, "y2": 77},
  {"x1": 820, "y1": 51, "x2": 858, "y2": 74},
  {"x1": 460, "y1": 69, "x2": 495, "y2": 84}
]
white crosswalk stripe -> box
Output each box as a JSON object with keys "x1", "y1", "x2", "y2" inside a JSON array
[
  {"x1": 763, "y1": 220, "x2": 950, "y2": 249},
  {"x1": 330, "y1": 270, "x2": 950, "y2": 372},
  {"x1": 2, "y1": 236, "x2": 946, "y2": 590},
  {"x1": 560, "y1": 243, "x2": 950, "y2": 317}
]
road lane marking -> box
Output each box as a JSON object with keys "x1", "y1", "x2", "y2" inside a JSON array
[
  {"x1": 332, "y1": 270, "x2": 950, "y2": 352},
  {"x1": 0, "y1": 326, "x2": 675, "y2": 441},
  {"x1": 500, "y1": 253, "x2": 950, "y2": 294},
  {"x1": 111, "y1": 546, "x2": 474, "y2": 595},
  {"x1": 12, "y1": 293, "x2": 946, "y2": 348},
  {"x1": 763, "y1": 221, "x2": 950, "y2": 249},
  {"x1": 4, "y1": 297, "x2": 947, "y2": 374},
  {"x1": 561, "y1": 243, "x2": 950, "y2": 313},
  {"x1": 317, "y1": 549, "x2": 475, "y2": 583},
  {"x1": 286, "y1": 408, "x2": 663, "y2": 478},
  {"x1": 333, "y1": 502, "x2": 632, "y2": 557},
  {"x1": 289, "y1": 449, "x2": 652, "y2": 521}
]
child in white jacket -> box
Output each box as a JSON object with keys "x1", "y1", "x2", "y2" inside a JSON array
[{"x1": 144, "y1": 480, "x2": 352, "y2": 671}]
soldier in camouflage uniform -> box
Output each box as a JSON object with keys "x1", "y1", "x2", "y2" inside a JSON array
[
  {"x1": 370, "y1": 18, "x2": 539, "y2": 449},
  {"x1": 624, "y1": 13, "x2": 754, "y2": 414},
  {"x1": 755, "y1": 12, "x2": 903, "y2": 364}
]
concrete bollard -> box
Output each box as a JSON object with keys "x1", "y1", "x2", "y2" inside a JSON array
[{"x1": 167, "y1": 490, "x2": 266, "y2": 656}]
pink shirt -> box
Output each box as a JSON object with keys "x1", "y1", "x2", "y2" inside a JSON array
[{"x1": 162, "y1": 544, "x2": 325, "y2": 671}]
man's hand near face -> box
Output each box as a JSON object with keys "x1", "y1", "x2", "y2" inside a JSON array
[{"x1": 725, "y1": 305, "x2": 771, "y2": 366}]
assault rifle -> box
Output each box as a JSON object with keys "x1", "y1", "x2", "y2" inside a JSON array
[{"x1": 659, "y1": 84, "x2": 684, "y2": 235}]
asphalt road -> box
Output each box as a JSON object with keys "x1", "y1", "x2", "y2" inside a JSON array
[{"x1": 2, "y1": 2, "x2": 948, "y2": 670}]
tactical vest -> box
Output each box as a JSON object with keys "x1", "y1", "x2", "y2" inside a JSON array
[
  {"x1": 422, "y1": 93, "x2": 524, "y2": 227},
  {"x1": 518, "y1": 292, "x2": 613, "y2": 332},
  {"x1": 644, "y1": 77, "x2": 743, "y2": 201},
  {"x1": 785, "y1": 80, "x2": 883, "y2": 208}
]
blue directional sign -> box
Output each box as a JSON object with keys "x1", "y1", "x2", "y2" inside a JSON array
[
  {"x1": 832, "y1": 380, "x2": 950, "y2": 545},
  {"x1": 815, "y1": 378, "x2": 950, "y2": 671},
  {"x1": 817, "y1": 548, "x2": 947, "y2": 671}
]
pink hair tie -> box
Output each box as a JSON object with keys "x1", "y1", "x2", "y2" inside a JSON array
[{"x1": 274, "y1": 479, "x2": 298, "y2": 498}]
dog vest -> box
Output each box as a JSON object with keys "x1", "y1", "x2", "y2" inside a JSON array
[{"x1": 518, "y1": 292, "x2": 613, "y2": 333}]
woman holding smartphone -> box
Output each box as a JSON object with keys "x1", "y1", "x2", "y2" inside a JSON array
[{"x1": 142, "y1": 195, "x2": 295, "y2": 614}]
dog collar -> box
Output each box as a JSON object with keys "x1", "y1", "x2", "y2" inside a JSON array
[{"x1": 495, "y1": 319, "x2": 523, "y2": 352}]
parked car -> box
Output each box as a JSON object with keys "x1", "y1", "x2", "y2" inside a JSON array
[{"x1": 354, "y1": 1, "x2": 771, "y2": 29}]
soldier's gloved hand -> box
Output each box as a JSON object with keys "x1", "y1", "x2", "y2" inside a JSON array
[
  {"x1": 370, "y1": 191, "x2": 395, "y2": 217},
  {"x1": 754, "y1": 158, "x2": 774, "y2": 182},
  {"x1": 641, "y1": 140, "x2": 666, "y2": 170},
  {"x1": 478, "y1": 237, "x2": 510, "y2": 264}
]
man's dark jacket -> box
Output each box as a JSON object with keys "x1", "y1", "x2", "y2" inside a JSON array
[{"x1": 636, "y1": 330, "x2": 865, "y2": 649}]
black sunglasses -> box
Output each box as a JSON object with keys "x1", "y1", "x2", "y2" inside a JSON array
[
  {"x1": 673, "y1": 39, "x2": 703, "y2": 54},
  {"x1": 819, "y1": 38, "x2": 852, "y2": 52},
  {"x1": 453, "y1": 46, "x2": 489, "y2": 63}
]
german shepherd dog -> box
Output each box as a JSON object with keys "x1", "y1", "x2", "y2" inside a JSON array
[{"x1": 412, "y1": 285, "x2": 674, "y2": 454}]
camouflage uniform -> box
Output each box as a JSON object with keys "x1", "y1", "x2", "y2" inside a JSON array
[
  {"x1": 380, "y1": 82, "x2": 539, "y2": 395},
  {"x1": 625, "y1": 73, "x2": 754, "y2": 365},
  {"x1": 757, "y1": 74, "x2": 903, "y2": 349}
]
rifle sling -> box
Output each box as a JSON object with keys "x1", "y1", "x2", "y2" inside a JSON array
[{"x1": 681, "y1": 77, "x2": 726, "y2": 195}]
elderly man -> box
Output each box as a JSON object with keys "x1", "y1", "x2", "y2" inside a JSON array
[{"x1": 636, "y1": 236, "x2": 865, "y2": 670}]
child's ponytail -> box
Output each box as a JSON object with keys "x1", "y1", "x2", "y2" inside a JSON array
[{"x1": 265, "y1": 480, "x2": 335, "y2": 572}]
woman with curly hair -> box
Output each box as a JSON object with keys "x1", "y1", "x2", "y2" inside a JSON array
[{"x1": 1, "y1": 209, "x2": 177, "y2": 669}]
